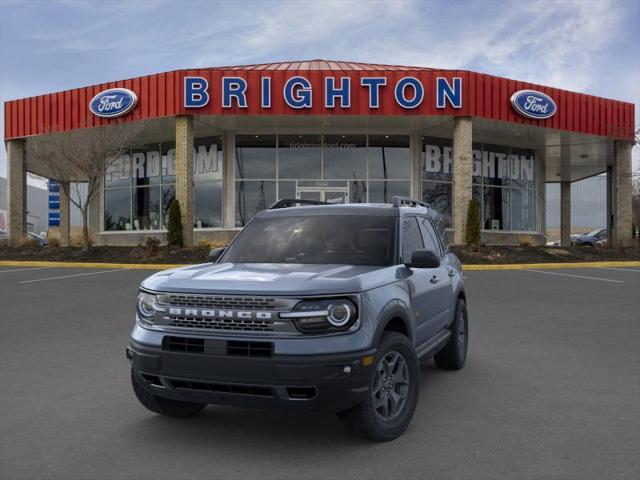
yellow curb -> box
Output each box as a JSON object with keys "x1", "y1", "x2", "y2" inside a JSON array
[
  {"x1": 0, "y1": 260, "x2": 186, "y2": 270},
  {"x1": 464, "y1": 261, "x2": 640, "y2": 271},
  {"x1": 1, "y1": 260, "x2": 639, "y2": 271}
]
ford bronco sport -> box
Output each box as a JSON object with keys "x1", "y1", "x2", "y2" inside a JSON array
[{"x1": 127, "y1": 197, "x2": 469, "y2": 441}]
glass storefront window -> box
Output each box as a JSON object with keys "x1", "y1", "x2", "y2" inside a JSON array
[
  {"x1": 132, "y1": 186, "x2": 160, "y2": 230},
  {"x1": 369, "y1": 135, "x2": 410, "y2": 179},
  {"x1": 422, "y1": 136, "x2": 452, "y2": 182},
  {"x1": 236, "y1": 135, "x2": 276, "y2": 179},
  {"x1": 369, "y1": 181, "x2": 410, "y2": 204},
  {"x1": 104, "y1": 188, "x2": 131, "y2": 231},
  {"x1": 422, "y1": 181, "x2": 452, "y2": 228},
  {"x1": 423, "y1": 136, "x2": 537, "y2": 232},
  {"x1": 278, "y1": 134, "x2": 322, "y2": 179},
  {"x1": 195, "y1": 181, "x2": 222, "y2": 228},
  {"x1": 161, "y1": 142, "x2": 176, "y2": 183},
  {"x1": 236, "y1": 180, "x2": 276, "y2": 227},
  {"x1": 509, "y1": 147, "x2": 535, "y2": 189},
  {"x1": 104, "y1": 136, "x2": 223, "y2": 232},
  {"x1": 161, "y1": 185, "x2": 175, "y2": 228},
  {"x1": 483, "y1": 186, "x2": 509, "y2": 230},
  {"x1": 510, "y1": 188, "x2": 535, "y2": 231},
  {"x1": 105, "y1": 154, "x2": 131, "y2": 188},
  {"x1": 194, "y1": 137, "x2": 223, "y2": 183},
  {"x1": 322, "y1": 135, "x2": 366, "y2": 179},
  {"x1": 132, "y1": 143, "x2": 161, "y2": 187}
]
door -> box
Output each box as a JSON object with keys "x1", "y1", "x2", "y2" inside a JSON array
[
  {"x1": 401, "y1": 216, "x2": 445, "y2": 345},
  {"x1": 296, "y1": 186, "x2": 348, "y2": 204},
  {"x1": 418, "y1": 216, "x2": 453, "y2": 332}
]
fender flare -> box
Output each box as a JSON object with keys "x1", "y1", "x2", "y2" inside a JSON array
[{"x1": 372, "y1": 299, "x2": 414, "y2": 346}]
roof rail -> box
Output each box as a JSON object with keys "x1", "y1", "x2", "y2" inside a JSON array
[
  {"x1": 268, "y1": 198, "x2": 328, "y2": 209},
  {"x1": 391, "y1": 196, "x2": 430, "y2": 209}
]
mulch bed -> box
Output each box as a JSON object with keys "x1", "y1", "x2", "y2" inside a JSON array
[
  {"x1": 0, "y1": 245, "x2": 211, "y2": 264},
  {"x1": 451, "y1": 245, "x2": 640, "y2": 264},
  {"x1": 1, "y1": 243, "x2": 639, "y2": 265}
]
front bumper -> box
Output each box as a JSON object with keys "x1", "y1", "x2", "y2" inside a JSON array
[{"x1": 127, "y1": 338, "x2": 376, "y2": 414}]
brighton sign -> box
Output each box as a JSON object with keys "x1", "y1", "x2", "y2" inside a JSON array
[
  {"x1": 89, "y1": 88, "x2": 138, "y2": 118},
  {"x1": 183, "y1": 75, "x2": 464, "y2": 110},
  {"x1": 510, "y1": 89, "x2": 557, "y2": 120}
]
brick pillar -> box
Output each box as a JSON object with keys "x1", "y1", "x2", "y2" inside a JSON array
[
  {"x1": 222, "y1": 133, "x2": 236, "y2": 229},
  {"x1": 59, "y1": 181, "x2": 70, "y2": 247},
  {"x1": 611, "y1": 141, "x2": 633, "y2": 247},
  {"x1": 175, "y1": 115, "x2": 194, "y2": 246},
  {"x1": 452, "y1": 117, "x2": 473, "y2": 244},
  {"x1": 6, "y1": 139, "x2": 27, "y2": 245},
  {"x1": 560, "y1": 181, "x2": 571, "y2": 246}
]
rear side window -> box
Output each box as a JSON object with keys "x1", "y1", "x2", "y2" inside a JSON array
[
  {"x1": 419, "y1": 217, "x2": 442, "y2": 257},
  {"x1": 401, "y1": 217, "x2": 424, "y2": 263},
  {"x1": 432, "y1": 213, "x2": 450, "y2": 252}
]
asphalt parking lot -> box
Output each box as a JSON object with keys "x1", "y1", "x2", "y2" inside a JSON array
[{"x1": 1, "y1": 264, "x2": 639, "y2": 480}]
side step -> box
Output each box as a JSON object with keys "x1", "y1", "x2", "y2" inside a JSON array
[{"x1": 415, "y1": 329, "x2": 451, "y2": 360}]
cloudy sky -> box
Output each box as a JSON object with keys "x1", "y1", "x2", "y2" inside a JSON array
[{"x1": 1, "y1": 0, "x2": 638, "y2": 179}]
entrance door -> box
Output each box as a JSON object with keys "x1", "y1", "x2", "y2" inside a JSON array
[{"x1": 296, "y1": 186, "x2": 349, "y2": 204}]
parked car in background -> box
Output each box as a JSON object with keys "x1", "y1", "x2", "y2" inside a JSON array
[
  {"x1": 27, "y1": 231, "x2": 48, "y2": 246},
  {"x1": 571, "y1": 229, "x2": 607, "y2": 247}
]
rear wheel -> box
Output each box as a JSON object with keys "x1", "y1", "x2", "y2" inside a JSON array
[
  {"x1": 338, "y1": 332, "x2": 419, "y2": 442},
  {"x1": 131, "y1": 369, "x2": 206, "y2": 417},
  {"x1": 434, "y1": 298, "x2": 468, "y2": 370}
]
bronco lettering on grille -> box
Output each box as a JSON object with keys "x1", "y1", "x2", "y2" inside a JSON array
[{"x1": 168, "y1": 308, "x2": 273, "y2": 320}]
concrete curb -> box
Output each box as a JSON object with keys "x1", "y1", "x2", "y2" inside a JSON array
[
  {"x1": 1, "y1": 260, "x2": 639, "y2": 271},
  {"x1": 0, "y1": 260, "x2": 185, "y2": 270},
  {"x1": 463, "y1": 261, "x2": 640, "y2": 271}
]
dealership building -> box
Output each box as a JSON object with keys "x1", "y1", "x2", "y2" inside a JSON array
[{"x1": 4, "y1": 60, "x2": 636, "y2": 246}]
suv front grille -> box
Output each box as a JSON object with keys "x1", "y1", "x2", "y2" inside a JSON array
[
  {"x1": 168, "y1": 316, "x2": 275, "y2": 332},
  {"x1": 167, "y1": 295, "x2": 277, "y2": 310}
]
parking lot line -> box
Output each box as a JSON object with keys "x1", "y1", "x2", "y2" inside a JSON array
[
  {"x1": 17, "y1": 269, "x2": 125, "y2": 284},
  {"x1": 597, "y1": 267, "x2": 640, "y2": 273},
  {"x1": 0, "y1": 266, "x2": 54, "y2": 273},
  {"x1": 525, "y1": 269, "x2": 624, "y2": 283}
]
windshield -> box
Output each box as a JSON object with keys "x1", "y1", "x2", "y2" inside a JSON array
[
  {"x1": 221, "y1": 215, "x2": 397, "y2": 266},
  {"x1": 587, "y1": 229, "x2": 604, "y2": 237}
]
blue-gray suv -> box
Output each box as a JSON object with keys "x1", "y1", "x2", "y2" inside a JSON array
[{"x1": 127, "y1": 197, "x2": 469, "y2": 441}]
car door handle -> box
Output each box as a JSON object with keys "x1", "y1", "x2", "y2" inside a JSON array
[{"x1": 430, "y1": 275, "x2": 440, "y2": 284}]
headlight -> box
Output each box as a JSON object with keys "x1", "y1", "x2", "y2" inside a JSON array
[
  {"x1": 281, "y1": 298, "x2": 358, "y2": 333},
  {"x1": 137, "y1": 291, "x2": 158, "y2": 324}
]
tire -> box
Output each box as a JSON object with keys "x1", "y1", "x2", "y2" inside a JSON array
[
  {"x1": 434, "y1": 298, "x2": 469, "y2": 370},
  {"x1": 131, "y1": 369, "x2": 206, "y2": 417},
  {"x1": 338, "y1": 332, "x2": 419, "y2": 442}
]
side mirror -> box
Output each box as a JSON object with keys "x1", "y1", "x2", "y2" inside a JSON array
[
  {"x1": 408, "y1": 249, "x2": 440, "y2": 269},
  {"x1": 208, "y1": 247, "x2": 226, "y2": 263}
]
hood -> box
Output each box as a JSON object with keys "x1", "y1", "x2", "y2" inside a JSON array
[{"x1": 141, "y1": 262, "x2": 401, "y2": 295}]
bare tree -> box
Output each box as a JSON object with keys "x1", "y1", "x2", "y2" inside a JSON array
[{"x1": 27, "y1": 122, "x2": 143, "y2": 251}]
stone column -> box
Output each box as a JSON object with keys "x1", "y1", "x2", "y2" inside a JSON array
[
  {"x1": 409, "y1": 133, "x2": 422, "y2": 200},
  {"x1": 452, "y1": 117, "x2": 473, "y2": 244},
  {"x1": 6, "y1": 139, "x2": 27, "y2": 245},
  {"x1": 175, "y1": 115, "x2": 194, "y2": 246},
  {"x1": 59, "y1": 182, "x2": 71, "y2": 247},
  {"x1": 610, "y1": 141, "x2": 633, "y2": 247},
  {"x1": 222, "y1": 133, "x2": 236, "y2": 229},
  {"x1": 560, "y1": 181, "x2": 571, "y2": 246}
]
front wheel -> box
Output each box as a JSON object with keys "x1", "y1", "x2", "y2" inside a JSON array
[
  {"x1": 434, "y1": 298, "x2": 469, "y2": 370},
  {"x1": 338, "y1": 332, "x2": 419, "y2": 442},
  {"x1": 131, "y1": 369, "x2": 206, "y2": 417}
]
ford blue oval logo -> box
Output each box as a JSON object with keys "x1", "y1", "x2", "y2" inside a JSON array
[
  {"x1": 89, "y1": 88, "x2": 138, "y2": 118},
  {"x1": 510, "y1": 89, "x2": 556, "y2": 120}
]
